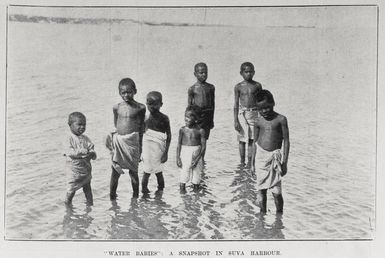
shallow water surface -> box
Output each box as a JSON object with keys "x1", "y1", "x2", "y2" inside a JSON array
[{"x1": 5, "y1": 7, "x2": 376, "y2": 240}]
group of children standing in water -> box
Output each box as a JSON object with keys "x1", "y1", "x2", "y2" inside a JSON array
[{"x1": 63, "y1": 62, "x2": 290, "y2": 214}]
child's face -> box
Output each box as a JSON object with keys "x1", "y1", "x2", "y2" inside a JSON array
[
  {"x1": 194, "y1": 66, "x2": 208, "y2": 83},
  {"x1": 146, "y1": 95, "x2": 162, "y2": 113},
  {"x1": 184, "y1": 111, "x2": 197, "y2": 127},
  {"x1": 70, "y1": 116, "x2": 86, "y2": 136},
  {"x1": 119, "y1": 84, "x2": 136, "y2": 102},
  {"x1": 240, "y1": 66, "x2": 255, "y2": 81},
  {"x1": 259, "y1": 103, "x2": 274, "y2": 119}
]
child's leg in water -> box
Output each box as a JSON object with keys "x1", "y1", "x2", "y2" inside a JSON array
[
  {"x1": 129, "y1": 170, "x2": 139, "y2": 198},
  {"x1": 257, "y1": 189, "x2": 267, "y2": 214},
  {"x1": 141, "y1": 172, "x2": 151, "y2": 193},
  {"x1": 83, "y1": 182, "x2": 93, "y2": 206},
  {"x1": 109, "y1": 166, "x2": 121, "y2": 200},
  {"x1": 239, "y1": 141, "x2": 246, "y2": 165},
  {"x1": 156, "y1": 172, "x2": 165, "y2": 190},
  {"x1": 180, "y1": 183, "x2": 186, "y2": 193},
  {"x1": 65, "y1": 191, "x2": 76, "y2": 205},
  {"x1": 247, "y1": 139, "x2": 253, "y2": 165},
  {"x1": 272, "y1": 193, "x2": 284, "y2": 213},
  {"x1": 193, "y1": 184, "x2": 200, "y2": 192}
]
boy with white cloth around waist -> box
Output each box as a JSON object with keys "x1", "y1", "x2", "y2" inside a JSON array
[
  {"x1": 141, "y1": 91, "x2": 171, "y2": 194},
  {"x1": 251, "y1": 89, "x2": 290, "y2": 214},
  {"x1": 176, "y1": 106, "x2": 206, "y2": 193},
  {"x1": 109, "y1": 78, "x2": 146, "y2": 199}
]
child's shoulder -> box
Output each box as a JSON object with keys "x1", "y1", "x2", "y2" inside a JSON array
[
  {"x1": 113, "y1": 101, "x2": 126, "y2": 109},
  {"x1": 273, "y1": 111, "x2": 286, "y2": 119},
  {"x1": 137, "y1": 101, "x2": 146, "y2": 110},
  {"x1": 270, "y1": 112, "x2": 288, "y2": 124},
  {"x1": 276, "y1": 113, "x2": 288, "y2": 122},
  {"x1": 159, "y1": 112, "x2": 170, "y2": 121}
]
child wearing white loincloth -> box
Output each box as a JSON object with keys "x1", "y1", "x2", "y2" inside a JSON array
[
  {"x1": 176, "y1": 106, "x2": 206, "y2": 193},
  {"x1": 63, "y1": 112, "x2": 96, "y2": 206},
  {"x1": 251, "y1": 90, "x2": 290, "y2": 214},
  {"x1": 141, "y1": 91, "x2": 171, "y2": 194}
]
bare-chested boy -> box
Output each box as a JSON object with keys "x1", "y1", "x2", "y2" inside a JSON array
[
  {"x1": 141, "y1": 91, "x2": 171, "y2": 194},
  {"x1": 109, "y1": 78, "x2": 146, "y2": 199},
  {"x1": 251, "y1": 90, "x2": 290, "y2": 214},
  {"x1": 176, "y1": 106, "x2": 206, "y2": 193},
  {"x1": 234, "y1": 62, "x2": 262, "y2": 166},
  {"x1": 187, "y1": 62, "x2": 215, "y2": 161}
]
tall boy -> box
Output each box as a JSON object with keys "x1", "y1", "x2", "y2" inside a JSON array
[
  {"x1": 234, "y1": 62, "x2": 262, "y2": 166},
  {"x1": 109, "y1": 78, "x2": 146, "y2": 199},
  {"x1": 187, "y1": 62, "x2": 215, "y2": 161},
  {"x1": 251, "y1": 90, "x2": 290, "y2": 214},
  {"x1": 141, "y1": 91, "x2": 171, "y2": 194}
]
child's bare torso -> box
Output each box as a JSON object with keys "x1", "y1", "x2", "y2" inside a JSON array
[
  {"x1": 256, "y1": 113, "x2": 285, "y2": 151},
  {"x1": 115, "y1": 102, "x2": 145, "y2": 135},
  {"x1": 236, "y1": 80, "x2": 262, "y2": 108},
  {"x1": 181, "y1": 126, "x2": 202, "y2": 146},
  {"x1": 188, "y1": 82, "x2": 215, "y2": 110},
  {"x1": 145, "y1": 112, "x2": 169, "y2": 134}
]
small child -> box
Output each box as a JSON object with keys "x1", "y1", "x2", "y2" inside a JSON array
[
  {"x1": 176, "y1": 106, "x2": 206, "y2": 192},
  {"x1": 233, "y1": 62, "x2": 262, "y2": 166},
  {"x1": 141, "y1": 91, "x2": 171, "y2": 194},
  {"x1": 251, "y1": 90, "x2": 290, "y2": 214},
  {"x1": 187, "y1": 62, "x2": 215, "y2": 161},
  {"x1": 108, "y1": 78, "x2": 146, "y2": 199},
  {"x1": 64, "y1": 112, "x2": 96, "y2": 206}
]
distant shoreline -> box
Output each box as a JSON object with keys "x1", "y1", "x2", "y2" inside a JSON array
[{"x1": 8, "y1": 14, "x2": 231, "y2": 27}]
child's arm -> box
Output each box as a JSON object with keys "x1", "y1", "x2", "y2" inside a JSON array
[
  {"x1": 281, "y1": 116, "x2": 290, "y2": 176},
  {"x1": 187, "y1": 87, "x2": 194, "y2": 107},
  {"x1": 64, "y1": 144, "x2": 88, "y2": 159},
  {"x1": 250, "y1": 122, "x2": 260, "y2": 173},
  {"x1": 233, "y1": 85, "x2": 241, "y2": 132},
  {"x1": 211, "y1": 86, "x2": 215, "y2": 129},
  {"x1": 113, "y1": 104, "x2": 118, "y2": 128},
  {"x1": 192, "y1": 129, "x2": 206, "y2": 168},
  {"x1": 138, "y1": 105, "x2": 146, "y2": 155},
  {"x1": 161, "y1": 117, "x2": 172, "y2": 163},
  {"x1": 176, "y1": 128, "x2": 183, "y2": 167},
  {"x1": 86, "y1": 140, "x2": 97, "y2": 160}
]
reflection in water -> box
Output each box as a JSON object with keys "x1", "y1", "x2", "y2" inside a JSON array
[
  {"x1": 108, "y1": 190, "x2": 172, "y2": 239},
  {"x1": 62, "y1": 204, "x2": 95, "y2": 239},
  {"x1": 169, "y1": 165, "x2": 226, "y2": 239},
  {"x1": 229, "y1": 165, "x2": 285, "y2": 239},
  {"x1": 108, "y1": 198, "x2": 145, "y2": 239}
]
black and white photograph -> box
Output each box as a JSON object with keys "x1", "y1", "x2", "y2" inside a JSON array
[{"x1": 1, "y1": 1, "x2": 384, "y2": 257}]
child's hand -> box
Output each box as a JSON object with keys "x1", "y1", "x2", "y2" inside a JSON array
[
  {"x1": 191, "y1": 157, "x2": 200, "y2": 168},
  {"x1": 281, "y1": 163, "x2": 287, "y2": 176},
  {"x1": 88, "y1": 152, "x2": 96, "y2": 160},
  {"x1": 161, "y1": 152, "x2": 168, "y2": 163},
  {"x1": 176, "y1": 157, "x2": 182, "y2": 168},
  {"x1": 78, "y1": 148, "x2": 88, "y2": 155},
  {"x1": 234, "y1": 120, "x2": 241, "y2": 132}
]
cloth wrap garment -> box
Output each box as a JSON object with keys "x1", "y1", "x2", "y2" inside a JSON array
[
  {"x1": 105, "y1": 132, "x2": 140, "y2": 173},
  {"x1": 237, "y1": 105, "x2": 259, "y2": 142},
  {"x1": 142, "y1": 129, "x2": 167, "y2": 174},
  {"x1": 64, "y1": 133, "x2": 96, "y2": 192},
  {"x1": 255, "y1": 143, "x2": 283, "y2": 191},
  {"x1": 179, "y1": 145, "x2": 203, "y2": 184}
]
